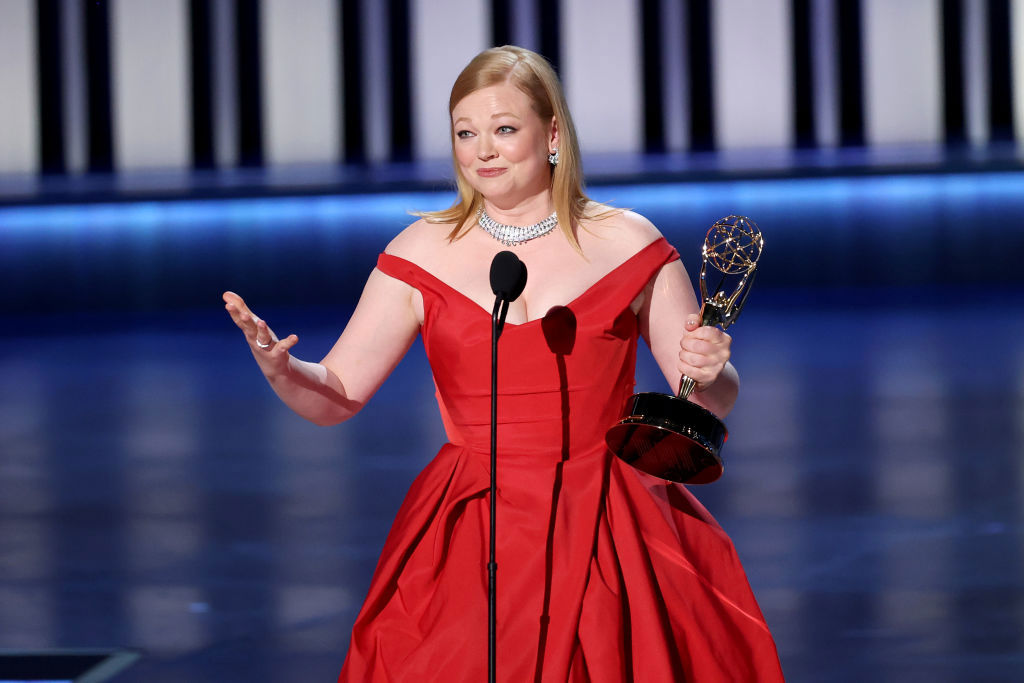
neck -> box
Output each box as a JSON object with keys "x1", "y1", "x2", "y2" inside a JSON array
[{"x1": 481, "y1": 192, "x2": 553, "y2": 227}]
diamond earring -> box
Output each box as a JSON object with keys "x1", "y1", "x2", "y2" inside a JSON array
[{"x1": 548, "y1": 149, "x2": 559, "y2": 166}]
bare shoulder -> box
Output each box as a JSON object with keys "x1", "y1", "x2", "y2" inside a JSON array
[
  {"x1": 580, "y1": 205, "x2": 665, "y2": 259},
  {"x1": 383, "y1": 218, "x2": 454, "y2": 263}
]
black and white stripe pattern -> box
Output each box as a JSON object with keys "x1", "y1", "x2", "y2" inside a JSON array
[
  {"x1": 792, "y1": 0, "x2": 815, "y2": 149},
  {"x1": 36, "y1": 0, "x2": 61, "y2": 174},
  {"x1": 714, "y1": 0, "x2": 793, "y2": 149},
  {"x1": 686, "y1": 0, "x2": 715, "y2": 151},
  {"x1": 261, "y1": 0, "x2": 340, "y2": 165},
  {"x1": 563, "y1": 0, "x2": 641, "y2": 153},
  {"x1": 112, "y1": 0, "x2": 190, "y2": 170},
  {"x1": 190, "y1": 0, "x2": 215, "y2": 168},
  {"x1": 340, "y1": 0, "x2": 366, "y2": 163},
  {"x1": 989, "y1": 0, "x2": 1015, "y2": 142},
  {"x1": 410, "y1": 0, "x2": 487, "y2": 161},
  {"x1": 1, "y1": 0, "x2": 1023, "y2": 178},
  {"x1": 235, "y1": 0, "x2": 262, "y2": 167},
  {"x1": 942, "y1": 0, "x2": 967, "y2": 145},
  {"x1": 863, "y1": 0, "x2": 942, "y2": 145},
  {"x1": 84, "y1": 0, "x2": 113, "y2": 172}
]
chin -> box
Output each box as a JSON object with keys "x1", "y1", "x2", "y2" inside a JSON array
[{"x1": 473, "y1": 178, "x2": 516, "y2": 197}]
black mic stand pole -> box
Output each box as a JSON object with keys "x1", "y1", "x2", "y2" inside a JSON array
[
  {"x1": 489, "y1": 296, "x2": 508, "y2": 683},
  {"x1": 486, "y1": 249, "x2": 525, "y2": 683}
]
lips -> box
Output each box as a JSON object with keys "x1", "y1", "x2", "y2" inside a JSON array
[{"x1": 476, "y1": 167, "x2": 507, "y2": 177}]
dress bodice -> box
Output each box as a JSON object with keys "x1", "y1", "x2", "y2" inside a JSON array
[{"x1": 376, "y1": 238, "x2": 680, "y2": 458}]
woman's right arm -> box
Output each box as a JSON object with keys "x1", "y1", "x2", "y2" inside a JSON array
[{"x1": 223, "y1": 267, "x2": 421, "y2": 426}]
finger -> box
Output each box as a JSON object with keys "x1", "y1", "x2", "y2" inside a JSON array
[
  {"x1": 224, "y1": 302, "x2": 258, "y2": 336},
  {"x1": 678, "y1": 365, "x2": 714, "y2": 388},
  {"x1": 683, "y1": 334, "x2": 730, "y2": 357},
  {"x1": 679, "y1": 349, "x2": 714, "y2": 369},
  {"x1": 276, "y1": 334, "x2": 299, "y2": 353},
  {"x1": 257, "y1": 319, "x2": 281, "y2": 340},
  {"x1": 683, "y1": 337, "x2": 730, "y2": 360},
  {"x1": 678, "y1": 355, "x2": 720, "y2": 383},
  {"x1": 223, "y1": 292, "x2": 257, "y2": 328},
  {"x1": 224, "y1": 293, "x2": 262, "y2": 329},
  {"x1": 681, "y1": 337, "x2": 716, "y2": 355},
  {"x1": 224, "y1": 300, "x2": 246, "y2": 323},
  {"x1": 685, "y1": 316, "x2": 700, "y2": 331},
  {"x1": 685, "y1": 326, "x2": 730, "y2": 343},
  {"x1": 223, "y1": 291, "x2": 251, "y2": 316},
  {"x1": 254, "y1": 320, "x2": 275, "y2": 348},
  {"x1": 680, "y1": 342, "x2": 727, "y2": 366}
]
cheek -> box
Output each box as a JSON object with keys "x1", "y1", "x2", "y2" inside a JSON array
[
  {"x1": 453, "y1": 142, "x2": 475, "y2": 167},
  {"x1": 501, "y1": 137, "x2": 536, "y2": 163}
]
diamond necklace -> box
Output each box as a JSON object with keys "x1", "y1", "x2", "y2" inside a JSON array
[{"x1": 477, "y1": 207, "x2": 558, "y2": 247}]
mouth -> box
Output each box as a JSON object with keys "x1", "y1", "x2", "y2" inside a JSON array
[{"x1": 476, "y1": 167, "x2": 507, "y2": 177}]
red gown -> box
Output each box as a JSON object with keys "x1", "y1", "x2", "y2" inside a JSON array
[{"x1": 339, "y1": 237, "x2": 784, "y2": 681}]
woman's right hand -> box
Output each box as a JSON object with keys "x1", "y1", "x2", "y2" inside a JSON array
[{"x1": 223, "y1": 291, "x2": 299, "y2": 378}]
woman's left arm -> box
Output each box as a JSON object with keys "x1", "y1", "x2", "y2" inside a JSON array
[{"x1": 637, "y1": 258, "x2": 740, "y2": 419}]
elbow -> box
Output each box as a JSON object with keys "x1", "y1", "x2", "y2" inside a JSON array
[{"x1": 307, "y1": 401, "x2": 364, "y2": 427}]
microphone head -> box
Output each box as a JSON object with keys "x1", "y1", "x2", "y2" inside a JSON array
[{"x1": 489, "y1": 251, "x2": 528, "y2": 302}]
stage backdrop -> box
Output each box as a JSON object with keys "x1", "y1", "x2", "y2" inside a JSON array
[{"x1": 1, "y1": 0, "x2": 1024, "y2": 176}]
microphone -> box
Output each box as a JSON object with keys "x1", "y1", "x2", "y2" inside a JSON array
[
  {"x1": 489, "y1": 251, "x2": 527, "y2": 302},
  {"x1": 489, "y1": 251, "x2": 527, "y2": 338}
]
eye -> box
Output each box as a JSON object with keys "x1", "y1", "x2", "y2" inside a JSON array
[
  {"x1": 455, "y1": 129, "x2": 474, "y2": 139},
  {"x1": 497, "y1": 125, "x2": 517, "y2": 134}
]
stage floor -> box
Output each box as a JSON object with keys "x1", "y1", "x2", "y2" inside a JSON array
[
  {"x1": 1, "y1": 291, "x2": 1022, "y2": 682},
  {"x1": 3, "y1": 166, "x2": 1024, "y2": 680}
]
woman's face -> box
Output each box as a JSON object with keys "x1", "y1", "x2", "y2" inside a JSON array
[{"x1": 451, "y1": 82, "x2": 557, "y2": 209}]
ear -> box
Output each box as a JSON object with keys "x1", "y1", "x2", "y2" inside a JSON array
[{"x1": 548, "y1": 116, "x2": 559, "y2": 152}]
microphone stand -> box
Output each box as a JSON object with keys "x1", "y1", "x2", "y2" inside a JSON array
[
  {"x1": 489, "y1": 296, "x2": 508, "y2": 683},
  {"x1": 486, "y1": 249, "x2": 524, "y2": 682}
]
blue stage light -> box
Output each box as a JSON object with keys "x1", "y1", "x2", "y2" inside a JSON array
[
  {"x1": 2, "y1": 172, "x2": 1023, "y2": 240},
  {"x1": 0, "y1": 192, "x2": 454, "y2": 236}
]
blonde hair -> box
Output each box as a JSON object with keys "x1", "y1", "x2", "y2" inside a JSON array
[{"x1": 416, "y1": 45, "x2": 615, "y2": 253}]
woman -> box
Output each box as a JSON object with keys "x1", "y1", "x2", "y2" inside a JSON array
[{"x1": 225, "y1": 46, "x2": 783, "y2": 681}]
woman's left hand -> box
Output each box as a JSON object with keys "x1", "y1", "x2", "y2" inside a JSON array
[{"x1": 678, "y1": 316, "x2": 732, "y2": 391}]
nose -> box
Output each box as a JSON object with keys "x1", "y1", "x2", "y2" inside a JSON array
[{"x1": 477, "y1": 134, "x2": 497, "y2": 161}]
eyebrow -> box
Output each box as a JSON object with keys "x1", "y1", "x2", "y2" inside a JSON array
[{"x1": 453, "y1": 112, "x2": 522, "y2": 125}]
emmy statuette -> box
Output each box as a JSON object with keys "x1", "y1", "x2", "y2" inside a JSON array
[{"x1": 605, "y1": 215, "x2": 764, "y2": 484}]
